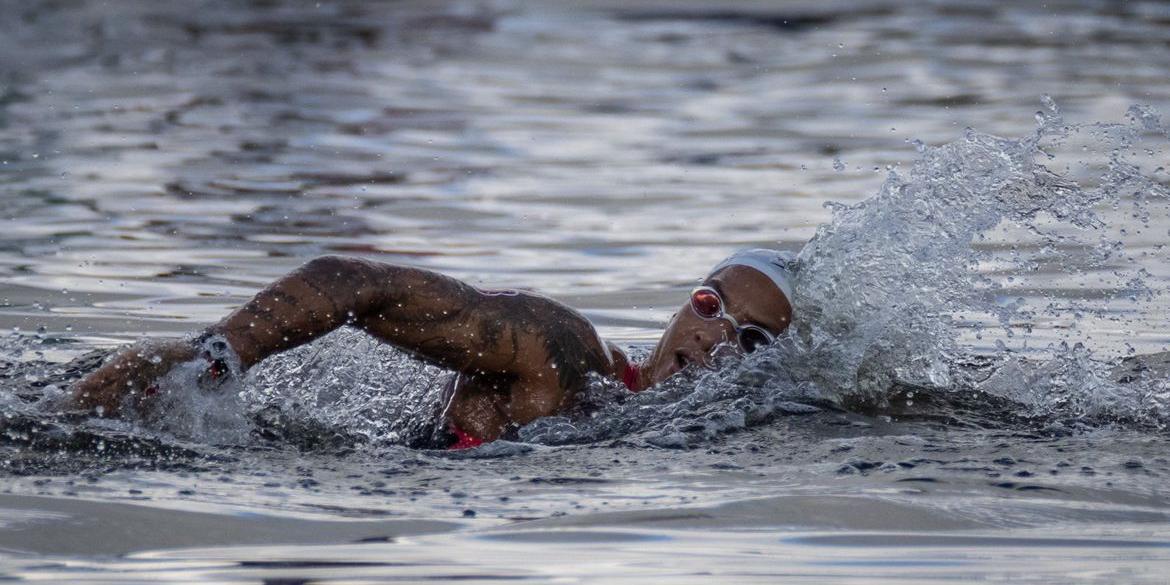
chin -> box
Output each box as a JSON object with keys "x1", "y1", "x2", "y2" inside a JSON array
[
  {"x1": 642, "y1": 360, "x2": 670, "y2": 388},
  {"x1": 648, "y1": 359, "x2": 683, "y2": 387}
]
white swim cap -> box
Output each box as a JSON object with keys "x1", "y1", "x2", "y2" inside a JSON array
[{"x1": 708, "y1": 248, "x2": 797, "y2": 305}]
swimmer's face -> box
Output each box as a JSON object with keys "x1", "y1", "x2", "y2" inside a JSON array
[{"x1": 644, "y1": 265, "x2": 793, "y2": 386}]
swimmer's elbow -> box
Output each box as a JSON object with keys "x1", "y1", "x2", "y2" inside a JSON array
[
  {"x1": 298, "y1": 255, "x2": 424, "y2": 299},
  {"x1": 299, "y1": 254, "x2": 380, "y2": 281}
]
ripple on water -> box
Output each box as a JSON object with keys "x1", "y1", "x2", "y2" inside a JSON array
[{"x1": 1, "y1": 2, "x2": 1170, "y2": 579}]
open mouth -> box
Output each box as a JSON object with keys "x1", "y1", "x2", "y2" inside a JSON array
[{"x1": 675, "y1": 352, "x2": 692, "y2": 370}]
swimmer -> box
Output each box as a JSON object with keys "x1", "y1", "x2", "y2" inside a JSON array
[{"x1": 70, "y1": 250, "x2": 795, "y2": 448}]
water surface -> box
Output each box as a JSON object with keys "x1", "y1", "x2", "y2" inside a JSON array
[{"x1": 2, "y1": 0, "x2": 1170, "y2": 582}]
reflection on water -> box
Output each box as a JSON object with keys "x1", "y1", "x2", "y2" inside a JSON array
[
  {"x1": 4, "y1": 522, "x2": 1170, "y2": 583},
  {"x1": 2, "y1": 0, "x2": 1170, "y2": 582},
  {"x1": 1, "y1": 0, "x2": 1167, "y2": 345}
]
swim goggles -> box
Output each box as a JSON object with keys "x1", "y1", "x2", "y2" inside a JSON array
[{"x1": 689, "y1": 286, "x2": 776, "y2": 353}]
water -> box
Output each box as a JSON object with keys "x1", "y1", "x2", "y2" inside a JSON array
[{"x1": 3, "y1": 0, "x2": 1170, "y2": 582}]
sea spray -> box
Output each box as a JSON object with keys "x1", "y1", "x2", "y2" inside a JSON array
[
  {"x1": 238, "y1": 328, "x2": 452, "y2": 448},
  {"x1": 776, "y1": 100, "x2": 1170, "y2": 425}
]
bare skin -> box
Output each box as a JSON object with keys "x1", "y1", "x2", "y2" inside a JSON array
[
  {"x1": 71, "y1": 256, "x2": 791, "y2": 443},
  {"x1": 639, "y1": 264, "x2": 792, "y2": 388}
]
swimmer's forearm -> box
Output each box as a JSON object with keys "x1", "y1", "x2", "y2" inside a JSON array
[
  {"x1": 70, "y1": 253, "x2": 404, "y2": 415},
  {"x1": 204, "y1": 256, "x2": 465, "y2": 369},
  {"x1": 71, "y1": 256, "x2": 494, "y2": 417}
]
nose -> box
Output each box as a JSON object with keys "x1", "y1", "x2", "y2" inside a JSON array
[{"x1": 692, "y1": 318, "x2": 734, "y2": 355}]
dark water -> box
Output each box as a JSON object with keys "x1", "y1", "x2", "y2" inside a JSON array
[{"x1": 2, "y1": 0, "x2": 1170, "y2": 582}]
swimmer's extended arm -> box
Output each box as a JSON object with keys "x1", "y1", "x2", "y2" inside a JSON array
[{"x1": 72, "y1": 256, "x2": 612, "y2": 421}]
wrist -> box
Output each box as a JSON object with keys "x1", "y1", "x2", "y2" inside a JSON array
[{"x1": 189, "y1": 332, "x2": 243, "y2": 387}]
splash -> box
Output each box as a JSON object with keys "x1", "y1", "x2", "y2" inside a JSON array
[
  {"x1": 778, "y1": 99, "x2": 1170, "y2": 425},
  {"x1": 237, "y1": 328, "x2": 452, "y2": 448}
]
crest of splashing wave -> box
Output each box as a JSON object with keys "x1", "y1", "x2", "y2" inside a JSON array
[
  {"x1": 240, "y1": 328, "x2": 451, "y2": 447},
  {"x1": 782, "y1": 99, "x2": 1170, "y2": 424},
  {"x1": 787, "y1": 99, "x2": 1104, "y2": 401},
  {"x1": 135, "y1": 100, "x2": 1170, "y2": 448},
  {"x1": 774, "y1": 100, "x2": 1170, "y2": 426}
]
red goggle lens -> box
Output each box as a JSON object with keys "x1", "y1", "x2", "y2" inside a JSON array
[{"x1": 690, "y1": 288, "x2": 723, "y2": 318}]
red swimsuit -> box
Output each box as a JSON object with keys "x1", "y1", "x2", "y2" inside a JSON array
[
  {"x1": 622, "y1": 362, "x2": 642, "y2": 393},
  {"x1": 447, "y1": 424, "x2": 485, "y2": 450},
  {"x1": 446, "y1": 361, "x2": 643, "y2": 450}
]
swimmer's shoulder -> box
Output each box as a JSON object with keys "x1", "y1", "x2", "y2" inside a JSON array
[{"x1": 471, "y1": 286, "x2": 616, "y2": 380}]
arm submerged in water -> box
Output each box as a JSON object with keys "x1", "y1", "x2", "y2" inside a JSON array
[{"x1": 71, "y1": 255, "x2": 614, "y2": 434}]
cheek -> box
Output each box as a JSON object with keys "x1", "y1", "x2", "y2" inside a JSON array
[
  {"x1": 663, "y1": 313, "x2": 708, "y2": 347},
  {"x1": 658, "y1": 320, "x2": 683, "y2": 347},
  {"x1": 655, "y1": 314, "x2": 690, "y2": 351}
]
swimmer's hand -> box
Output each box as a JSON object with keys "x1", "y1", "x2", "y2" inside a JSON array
[{"x1": 69, "y1": 339, "x2": 197, "y2": 417}]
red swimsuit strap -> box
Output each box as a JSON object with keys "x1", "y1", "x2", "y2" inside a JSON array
[
  {"x1": 623, "y1": 362, "x2": 642, "y2": 392},
  {"x1": 447, "y1": 423, "x2": 485, "y2": 450}
]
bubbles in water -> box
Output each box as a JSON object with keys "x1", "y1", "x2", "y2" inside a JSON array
[{"x1": 1127, "y1": 104, "x2": 1166, "y2": 135}]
